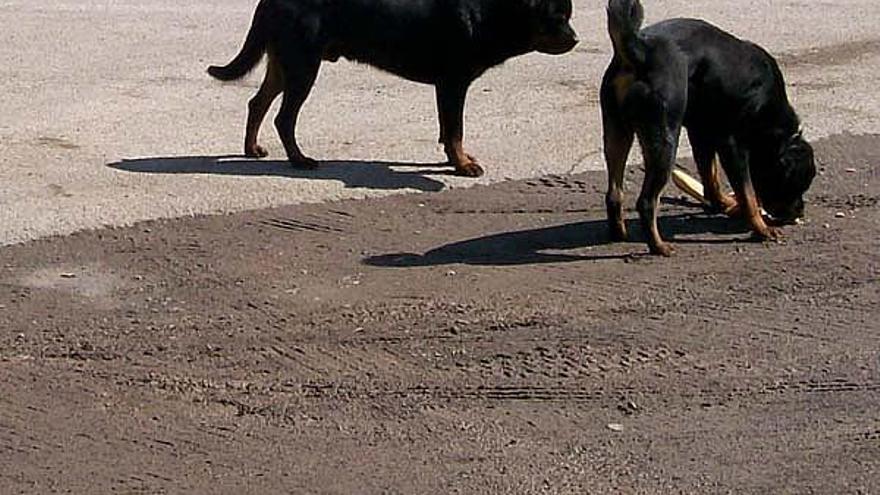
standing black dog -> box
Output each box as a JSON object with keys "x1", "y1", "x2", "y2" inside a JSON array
[
  {"x1": 208, "y1": 0, "x2": 578, "y2": 177},
  {"x1": 601, "y1": 0, "x2": 815, "y2": 256}
]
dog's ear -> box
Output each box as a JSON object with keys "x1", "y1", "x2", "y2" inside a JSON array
[{"x1": 780, "y1": 134, "x2": 816, "y2": 194}]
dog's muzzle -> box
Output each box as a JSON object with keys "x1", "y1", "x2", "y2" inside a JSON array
[{"x1": 535, "y1": 24, "x2": 579, "y2": 54}]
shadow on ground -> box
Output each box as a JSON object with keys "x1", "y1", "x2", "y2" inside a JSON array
[
  {"x1": 364, "y1": 213, "x2": 750, "y2": 267},
  {"x1": 108, "y1": 155, "x2": 449, "y2": 192}
]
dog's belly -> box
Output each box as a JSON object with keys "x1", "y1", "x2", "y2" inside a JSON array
[{"x1": 332, "y1": 44, "x2": 450, "y2": 84}]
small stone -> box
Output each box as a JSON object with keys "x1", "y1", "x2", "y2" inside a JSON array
[
  {"x1": 835, "y1": 212, "x2": 846, "y2": 218},
  {"x1": 607, "y1": 423, "x2": 624, "y2": 432},
  {"x1": 60, "y1": 272, "x2": 76, "y2": 278},
  {"x1": 446, "y1": 270, "x2": 457, "y2": 276},
  {"x1": 845, "y1": 168, "x2": 857, "y2": 173}
]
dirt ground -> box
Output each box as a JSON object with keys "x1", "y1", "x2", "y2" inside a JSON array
[{"x1": 1, "y1": 132, "x2": 878, "y2": 493}]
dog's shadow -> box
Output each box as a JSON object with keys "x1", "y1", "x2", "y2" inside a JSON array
[
  {"x1": 107, "y1": 155, "x2": 450, "y2": 192},
  {"x1": 364, "y1": 212, "x2": 750, "y2": 267}
]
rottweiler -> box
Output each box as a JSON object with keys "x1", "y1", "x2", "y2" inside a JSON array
[
  {"x1": 601, "y1": 0, "x2": 816, "y2": 256},
  {"x1": 208, "y1": 0, "x2": 578, "y2": 177}
]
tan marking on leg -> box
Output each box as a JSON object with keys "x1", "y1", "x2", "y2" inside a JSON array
[
  {"x1": 444, "y1": 138, "x2": 483, "y2": 177},
  {"x1": 735, "y1": 182, "x2": 779, "y2": 240},
  {"x1": 604, "y1": 128, "x2": 633, "y2": 241},
  {"x1": 698, "y1": 156, "x2": 738, "y2": 213}
]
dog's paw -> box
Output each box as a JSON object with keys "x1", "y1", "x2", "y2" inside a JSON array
[
  {"x1": 245, "y1": 144, "x2": 269, "y2": 159},
  {"x1": 721, "y1": 201, "x2": 742, "y2": 218},
  {"x1": 750, "y1": 225, "x2": 782, "y2": 243},
  {"x1": 290, "y1": 156, "x2": 319, "y2": 170},
  {"x1": 706, "y1": 194, "x2": 739, "y2": 216},
  {"x1": 649, "y1": 242, "x2": 674, "y2": 257},
  {"x1": 609, "y1": 224, "x2": 628, "y2": 242},
  {"x1": 455, "y1": 159, "x2": 485, "y2": 178}
]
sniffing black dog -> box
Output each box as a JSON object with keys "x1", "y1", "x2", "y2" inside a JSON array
[
  {"x1": 208, "y1": 0, "x2": 578, "y2": 177},
  {"x1": 601, "y1": 0, "x2": 815, "y2": 256}
]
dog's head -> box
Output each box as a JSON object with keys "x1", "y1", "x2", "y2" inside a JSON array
[
  {"x1": 524, "y1": 0, "x2": 579, "y2": 54},
  {"x1": 752, "y1": 131, "x2": 817, "y2": 223}
]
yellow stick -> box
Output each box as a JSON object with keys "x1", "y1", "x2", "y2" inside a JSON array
[{"x1": 671, "y1": 168, "x2": 707, "y2": 204}]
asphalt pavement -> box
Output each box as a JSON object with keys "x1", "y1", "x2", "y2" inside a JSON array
[{"x1": 2, "y1": 0, "x2": 879, "y2": 245}]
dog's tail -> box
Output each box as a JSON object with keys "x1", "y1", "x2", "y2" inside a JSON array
[
  {"x1": 207, "y1": 1, "x2": 271, "y2": 81},
  {"x1": 607, "y1": 0, "x2": 646, "y2": 68}
]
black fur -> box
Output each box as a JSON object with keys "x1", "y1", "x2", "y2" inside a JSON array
[
  {"x1": 208, "y1": 0, "x2": 578, "y2": 177},
  {"x1": 601, "y1": 0, "x2": 815, "y2": 255}
]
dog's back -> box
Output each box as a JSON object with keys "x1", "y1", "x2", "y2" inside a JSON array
[
  {"x1": 608, "y1": 0, "x2": 795, "y2": 138},
  {"x1": 645, "y1": 20, "x2": 789, "y2": 114}
]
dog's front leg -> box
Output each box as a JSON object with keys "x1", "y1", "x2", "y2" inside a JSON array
[
  {"x1": 273, "y1": 48, "x2": 321, "y2": 169},
  {"x1": 436, "y1": 81, "x2": 483, "y2": 177},
  {"x1": 690, "y1": 142, "x2": 738, "y2": 214},
  {"x1": 718, "y1": 139, "x2": 780, "y2": 241}
]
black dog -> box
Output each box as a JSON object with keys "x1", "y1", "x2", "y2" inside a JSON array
[
  {"x1": 208, "y1": 0, "x2": 578, "y2": 177},
  {"x1": 601, "y1": 0, "x2": 815, "y2": 256}
]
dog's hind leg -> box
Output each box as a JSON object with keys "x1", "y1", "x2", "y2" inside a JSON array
[
  {"x1": 687, "y1": 130, "x2": 737, "y2": 214},
  {"x1": 273, "y1": 46, "x2": 321, "y2": 169},
  {"x1": 620, "y1": 70, "x2": 685, "y2": 255},
  {"x1": 636, "y1": 125, "x2": 680, "y2": 256},
  {"x1": 718, "y1": 138, "x2": 780, "y2": 241},
  {"x1": 436, "y1": 81, "x2": 483, "y2": 177},
  {"x1": 602, "y1": 117, "x2": 634, "y2": 241},
  {"x1": 244, "y1": 53, "x2": 284, "y2": 158}
]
